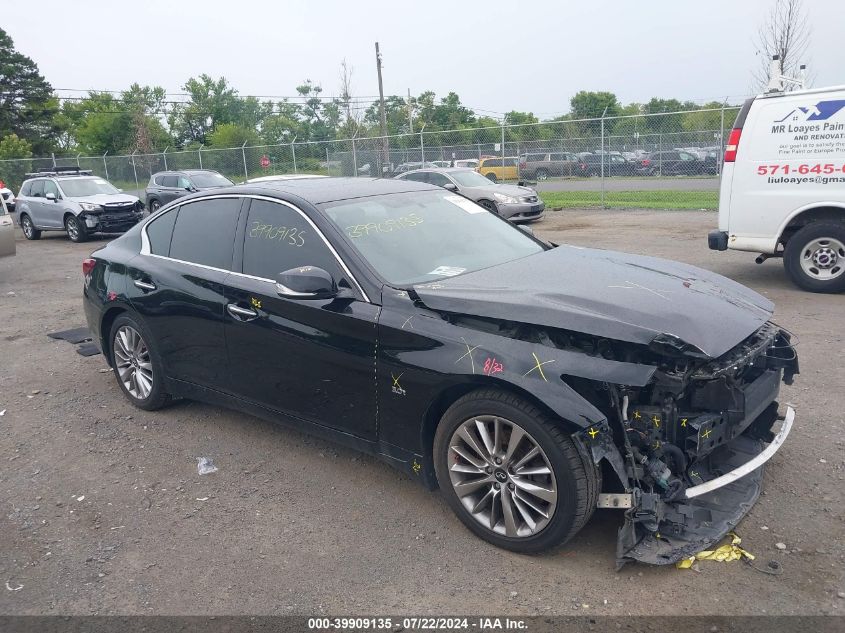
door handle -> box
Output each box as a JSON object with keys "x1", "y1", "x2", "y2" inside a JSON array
[
  {"x1": 227, "y1": 303, "x2": 259, "y2": 321},
  {"x1": 133, "y1": 279, "x2": 156, "y2": 292}
]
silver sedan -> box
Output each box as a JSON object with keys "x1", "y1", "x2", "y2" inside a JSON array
[{"x1": 395, "y1": 167, "x2": 544, "y2": 222}]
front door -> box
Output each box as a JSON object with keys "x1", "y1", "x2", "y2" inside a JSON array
[
  {"x1": 223, "y1": 197, "x2": 379, "y2": 439},
  {"x1": 0, "y1": 198, "x2": 15, "y2": 257}
]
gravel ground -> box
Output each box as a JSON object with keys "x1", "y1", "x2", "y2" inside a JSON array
[{"x1": 0, "y1": 210, "x2": 843, "y2": 616}]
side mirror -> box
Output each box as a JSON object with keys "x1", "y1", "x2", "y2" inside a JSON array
[
  {"x1": 443, "y1": 183, "x2": 458, "y2": 192},
  {"x1": 46, "y1": 192, "x2": 57, "y2": 202},
  {"x1": 518, "y1": 225, "x2": 535, "y2": 236},
  {"x1": 184, "y1": 186, "x2": 193, "y2": 192},
  {"x1": 276, "y1": 266, "x2": 337, "y2": 300}
]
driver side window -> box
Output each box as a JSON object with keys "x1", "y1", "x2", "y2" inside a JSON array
[
  {"x1": 43, "y1": 180, "x2": 59, "y2": 198},
  {"x1": 241, "y1": 199, "x2": 343, "y2": 282},
  {"x1": 177, "y1": 176, "x2": 192, "y2": 189},
  {"x1": 427, "y1": 172, "x2": 452, "y2": 187}
]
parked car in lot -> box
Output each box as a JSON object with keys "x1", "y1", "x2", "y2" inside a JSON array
[
  {"x1": 636, "y1": 150, "x2": 704, "y2": 176},
  {"x1": 396, "y1": 167, "x2": 544, "y2": 221},
  {"x1": 430, "y1": 160, "x2": 451, "y2": 168},
  {"x1": 16, "y1": 168, "x2": 143, "y2": 242},
  {"x1": 453, "y1": 159, "x2": 479, "y2": 170},
  {"x1": 477, "y1": 157, "x2": 519, "y2": 181},
  {"x1": 0, "y1": 194, "x2": 14, "y2": 257},
  {"x1": 145, "y1": 170, "x2": 233, "y2": 212},
  {"x1": 0, "y1": 179, "x2": 15, "y2": 211},
  {"x1": 580, "y1": 153, "x2": 636, "y2": 176},
  {"x1": 709, "y1": 83, "x2": 845, "y2": 292},
  {"x1": 392, "y1": 162, "x2": 437, "y2": 176},
  {"x1": 84, "y1": 176, "x2": 797, "y2": 566},
  {"x1": 519, "y1": 152, "x2": 586, "y2": 180}
]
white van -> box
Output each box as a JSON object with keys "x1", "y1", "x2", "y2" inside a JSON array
[{"x1": 709, "y1": 85, "x2": 845, "y2": 292}]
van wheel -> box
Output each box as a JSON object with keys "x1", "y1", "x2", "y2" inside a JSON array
[
  {"x1": 478, "y1": 199, "x2": 498, "y2": 214},
  {"x1": 535, "y1": 169, "x2": 549, "y2": 181},
  {"x1": 20, "y1": 214, "x2": 41, "y2": 240},
  {"x1": 783, "y1": 222, "x2": 845, "y2": 293},
  {"x1": 485, "y1": 173, "x2": 497, "y2": 182},
  {"x1": 433, "y1": 389, "x2": 600, "y2": 553}
]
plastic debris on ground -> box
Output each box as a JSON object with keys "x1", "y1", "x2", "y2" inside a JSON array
[
  {"x1": 676, "y1": 532, "x2": 754, "y2": 569},
  {"x1": 197, "y1": 457, "x2": 218, "y2": 475}
]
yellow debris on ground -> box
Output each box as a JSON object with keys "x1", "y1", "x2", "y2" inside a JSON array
[{"x1": 676, "y1": 532, "x2": 755, "y2": 569}]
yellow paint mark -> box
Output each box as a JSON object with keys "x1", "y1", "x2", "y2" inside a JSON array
[
  {"x1": 633, "y1": 411, "x2": 642, "y2": 420},
  {"x1": 701, "y1": 428, "x2": 712, "y2": 439},
  {"x1": 250, "y1": 297, "x2": 262, "y2": 309},
  {"x1": 652, "y1": 415, "x2": 660, "y2": 428},
  {"x1": 588, "y1": 427, "x2": 599, "y2": 439},
  {"x1": 680, "y1": 418, "x2": 688, "y2": 428},
  {"x1": 412, "y1": 459, "x2": 421, "y2": 474},
  {"x1": 523, "y1": 352, "x2": 554, "y2": 382}
]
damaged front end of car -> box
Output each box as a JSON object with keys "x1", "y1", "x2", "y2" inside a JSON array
[{"x1": 572, "y1": 322, "x2": 798, "y2": 568}]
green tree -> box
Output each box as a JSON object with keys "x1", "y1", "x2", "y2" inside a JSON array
[
  {"x1": 168, "y1": 75, "x2": 241, "y2": 145},
  {"x1": 0, "y1": 133, "x2": 32, "y2": 159},
  {"x1": 569, "y1": 91, "x2": 620, "y2": 120},
  {"x1": 0, "y1": 133, "x2": 34, "y2": 191},
  {"x1": 0, "y1": 28, "x2": 57, "y2": 154},
  {"x1": 208, "y1": 123, "x2": 260, "y2": 148},
  {"x1": 642, "y1": 98, "x2": 685, "y2": 132}
]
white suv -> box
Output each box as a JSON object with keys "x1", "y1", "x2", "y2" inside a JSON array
[{"x1": 709, "y1": 84, "x2": 845, "y2": 292}]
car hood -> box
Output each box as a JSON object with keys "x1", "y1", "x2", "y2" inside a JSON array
[
  {"x1": 413, "y1": 245, "x2": 773, "y2": 359},
  {"x1": 68, "y1": 193, "x2": 139, "y2": 205},
  {"x1": 467, "y1": 183, "x2": 537, "y2": 198}
]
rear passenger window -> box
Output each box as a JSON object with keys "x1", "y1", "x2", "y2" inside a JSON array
[
  {"x1": 162, "y1": 175, "x2": 178, "y2": 187},
  {"x1": 242, "y1": 199, "x2": 342, "y2": 282},
  {"x1": 169, "y1": 198, "x2": 241, "y2": 269},
  {"x1": 19, "y1": 182, "x2": 32, "y2": 197},
  {"x1": 146, "y1": 208, "x2": 178, "y2": 255}
]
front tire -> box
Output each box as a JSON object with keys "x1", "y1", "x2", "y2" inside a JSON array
[
  {"x1": 477, "y1": 199, "x2": 498, "y2": 214},
  {"x1": 433, "y1": 389, "x2": 600, "y2": 553},
  {"x1": 783, "y1": 222, "x2": 845, "y2": 293},
  {"x1": 65, "y1": 215, "x2": 88, "y2": 243},
  {"x1": 485, "y1": 173, "x2": 498, "y2": 182},
  {"x1": 20, "y1": 214, "x2": 41, "y2": 240},
  {"x1": 535, "y1": 169, "x2": 549, "y2": 181},
  {"x1": 148, "y1": 199, "x2": 161, "y2": 213},
  {"x1": 109, "y1": 314, "x2": 171, "y2": 410}
]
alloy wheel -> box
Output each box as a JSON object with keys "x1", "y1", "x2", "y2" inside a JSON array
[
  {"x1": 447, "y1": 415, "x2": 557, "y2": 538},
  {"x1": 800, "y1": 237, "x2": 845, "y2": 281},
  {"x1": 22, "y1": 216, "x2": 33, "y2": 238},
  {"x1": 113, "y1": 325, "x2": 154, "y2": 400},
  {"x1": 66, "y1": 217, "x2": 80, "y2": 241}
]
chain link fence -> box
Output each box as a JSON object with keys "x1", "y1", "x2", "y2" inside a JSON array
[{"x1": 0, "y1": 106, "x2": 738, "y2": 210}]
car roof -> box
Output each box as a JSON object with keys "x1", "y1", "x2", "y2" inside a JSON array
[
  {"x1": 402, "y1": 167, "x2": 476, "y2": 175},
  {"x1": 237, "y1": 176, "x2": 439, "y2": 204}
]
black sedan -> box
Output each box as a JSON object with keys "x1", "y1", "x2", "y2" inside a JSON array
[{"x1": 82, "y1": 178, "x2": 798, "y2": 566}]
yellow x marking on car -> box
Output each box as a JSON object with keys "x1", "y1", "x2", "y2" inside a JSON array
[{"x1": 523, "y1": 352, "x2": 554, "y2": 381}]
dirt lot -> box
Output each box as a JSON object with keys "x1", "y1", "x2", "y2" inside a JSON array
[{"x1": 0, "y1": 210, "x2": 843, "y2": 617}]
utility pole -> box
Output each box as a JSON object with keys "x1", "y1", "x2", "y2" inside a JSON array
[
  {"x1": 375, "y1": 42, "x2": 389, "y2": 168},
  {"x1": 407, "y1": 88, "x2": 414, "y2": 134}
]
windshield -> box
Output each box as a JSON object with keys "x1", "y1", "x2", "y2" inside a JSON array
[
  {"x1": 450, "y1": 170, "x2": 495, "y2": 188},
  {"x1": 59, "y1": 178, "x2": 119, "y2": 197},
  {"x1": 190, "y1": 172, "x2": 233, "y2": 188},
  {"x1": 322, "y1": 190, "x2": 543, "y2": 285}
]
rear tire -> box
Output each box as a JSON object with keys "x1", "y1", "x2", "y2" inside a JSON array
[
  {"x1": 149, "y1": 199, "x2": 161, "y2": 213},
  {"x1": 783, "y1": 222, "x2": 845, "y2": 293},
  {"x1": 20, "y1": 214, "x2": 41, "y2": 240},
  {"x1": 109, "y1": 314, "x2": 171, "y2": 410},
  {"x1": 535, "y1": 169, "x2": 549, "y2": 181},
  {"x1": 433, "y1": 389, "x2": 600, "y2": 554},
  {"x1": 485, "y1": 173, "x2": 498, "y2": 182},
  {"x1": 65, "y1": 215, "x2": 88, "y2": 243}
]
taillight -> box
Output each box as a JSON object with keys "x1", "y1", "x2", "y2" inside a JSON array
[
  {"x1": 82, "y1": 258, "x2": 96, "y2": 275},
  {"x1": 641, "y1": 159, "x2": 651, "y2": 166},
  {"x1": 724, "y1": 128, "x2": 742, "y2": 162},
  {"x1": 0, "y1": 180, "x2": 5, "y2": 189}
]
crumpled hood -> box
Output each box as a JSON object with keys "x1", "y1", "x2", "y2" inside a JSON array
[
  {"x1": 69, "y1": 193, "x2": 139, "y2": 205},
  {"x1": 413, "y1": 245, "x2": 774, "y2": 359},
  {"x1": 471, "y1": 183, "x2": 537, "y2": 198}
]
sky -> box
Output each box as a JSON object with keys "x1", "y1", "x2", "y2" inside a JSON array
[{"x1": 4, "y1": 0, "x2": 844, "y2": 117}]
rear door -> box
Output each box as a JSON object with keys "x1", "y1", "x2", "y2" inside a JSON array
[
  {"x1": 0, "y1": 197, "x2": 14, "y2": 257},
  {"x1": 222, "y1": 196, "x2": 379, "y2": 439},
  {"x1": 24, "y1": 180, "x2": 46, "y2": 226},
  {"x1": 161, "y1": 175, "x2": 181, "y2": 204},
  {"x1": 128, "y1": 195, "x2": 244, "y2": 390}
]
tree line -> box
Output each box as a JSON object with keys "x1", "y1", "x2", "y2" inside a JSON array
[{"x1": 0, "y1": 26, "x2": 737, "y2": 165}]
